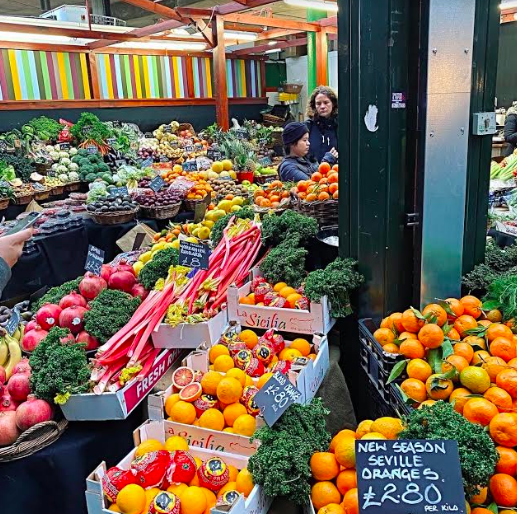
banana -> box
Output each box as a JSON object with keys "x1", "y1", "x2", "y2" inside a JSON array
[
  {"x1": 4, "y1": 337, "x2": 21, "y2": 379},
  {"x1": 18, "y1": 323, "x2": 25, "y2": 342},
  {"x1": 13, "y1": 327, "x2": 20, "y2": 341},
  {"x1": 0, "y1": 338, "x2": 8, "y2": 367}
]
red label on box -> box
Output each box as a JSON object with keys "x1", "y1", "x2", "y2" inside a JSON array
[{"x1": 123, "y1": 349, "x2": 182, "y2": 413}]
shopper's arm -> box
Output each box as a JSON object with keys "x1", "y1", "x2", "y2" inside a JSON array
[{"x1": 0, "y1": 228, "x2": 33, "y2": 297}]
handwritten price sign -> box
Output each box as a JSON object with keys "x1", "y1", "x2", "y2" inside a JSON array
[{"x1": 84, "y1": 245, "x2": 105, "y2": 276}]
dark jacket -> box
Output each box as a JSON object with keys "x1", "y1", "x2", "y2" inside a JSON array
[
  {"x1": 306, "y1": 116, "x2": 338, "y2": 163},
  {"x1": 504, "y1": 113, "x2": 517, "y2": 157},
  {"x1": 278, "y1": 152, "x2": 336, "y2": 182},
  {"x1": 0, "y1": 257, "x2": 11, "y2": 298}
]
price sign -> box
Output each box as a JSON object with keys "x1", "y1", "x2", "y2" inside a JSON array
[
  {"x1": 356, "y1": 440, "x2": 466, "y2": 514},
  {"x1": 259, "y1": 156, "x2": 273, "y2": 166},
  {"x1": 14, "y1": 139, "x2": 21, "y2": 148},
  {"x1": 86, "y1": 145, "x2": 97, "y2": 154},
  {"x1": 259, "y1": 138, "x2": 268, "y2": 146},
  {"x1": 185, "y1": 145, "x2": 195, "y2": 153},
  {"x1": 253, "y1": 371, "x2": 302, "y2": 426},
  {"x1": 108, "y1": 186, "x2": 129, "y2": 197},
  {"x1": 235, "y1": 128, "x2": 248, "y2": 140},
  {"x1": 32, "y1": 183, "x2": 46, "y2": 191},
  {"x1": 149, "y1": 176, "x2": 166, "y2": 192},
  {"x1": 207, "y1": 148, "x2": 222, "y2": 161},
  {"x1": 159, "y1": 155, "x2": 169, "y2": 163},
  {"x1": 115, "y1": 159, "x2": 127, "y2": 168},
  {"x1": 84, "y1": 244, "x2": 105, "y2": 276},
  {"x1": 106, "y1": 137, "x2": 117, "y2": 146},
  {"x1": 59, "y1": 142, "x2": 70, "y2": 151},
  {"x1": 179, "y1": 241, "x2": 210, "y2": 270},
  {"x1": 163, "y1": 125, "x2": 172, "y2": 133},
  {"x1": 5, "y1": 308, "x2": 20, "y2": 336},
  {"x1": 182, "y1": 160, "x2": 198, "y2": 172},
  {"x1": 141, "y1": 158, "x2": 153, "y2": 168},
  {"x1": 113, "y1": 121, "x2": 121, "y2": 128},
  {"x1": 0, "y1": 140, "x2": 8, "y2": 152},
  {"x1": 144, "y1": 132, "x2": 154, "y2": 138}
]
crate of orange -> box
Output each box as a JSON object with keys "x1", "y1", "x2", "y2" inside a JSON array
[
  {"x1": 85, "y1": 420, "x2": 272, "y2": 514},
  {"x1": 292, "y1": 162, "x2": 339, "y2": 226},
  {"x1": 227, "y1": 268, "x2": 335, "y2": 335},
  {"x1": 252, "y1": 180, "x2": 292, "y2": 214}
]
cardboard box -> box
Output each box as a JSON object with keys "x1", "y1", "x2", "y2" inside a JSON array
[
  {"x1": 60, "y1": 349, "x2": 182, "y2": 421},
  {"x1": 152, "y1": 309, "x2": 228, "y2": 349},
  {"x1": 85, "y1": 419, "x2": 273, "y2": 514},
  {"x1": 227, "y1": 272, "x2": 335, "y2": 335}
]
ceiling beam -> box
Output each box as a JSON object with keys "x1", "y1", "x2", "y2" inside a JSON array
[
  {"x1": 318, "y1": 15, "x2": 337, "y2": 27},
  {"x1": 116, "y1": 0, "x2": 186, "y2": 21},
  {"x1": 232, "y1": 36, "x2": 307, "y2": 55},
  {"x1": 191, "y1": 19, "x2": 214, "y2": 47},
  {"x1": 216, "y1": 0, "x2": 279, "y2": 15},
  {"x1": 255, "y1": 27, "x2": 302, "y2": 41},
  {"x1": 221, "y1": 13, "x2": 320, "y2": 31}
]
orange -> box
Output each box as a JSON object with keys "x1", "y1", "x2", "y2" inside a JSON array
[
  {"x1": 454, "y1": 315, "x2": 478, "y2": 338},
  {"x1": 361, "y1": 432, "x2": 386, "y2": 440},
  {"x1": 199, "y1": 408, "x2": 225, "y2": 431},
  {"x1": 318, "y1": 504, "x2": 345, "y2": 514},
  {"x1": 165, "y1": 393, "x2": 181, "y2": 417},
  {"x1": 279, "y1": 348, "x2": 303, "y2": 361},
  {"x1": 446, "y1": 298, "x2": 465, "y2": 319},
  {"x1": 383, "y1": 343, "x2": 400, "y2": 354},
  {"x1": 472, "y1": 350, "x2": 490, "y2": 365},
  {"x1": 422, "y1": 304, "x2": 447, "y2": 327},
  {"x1": 487, "y1": 309, "x2": 504, "y2": 322},
  {"x1": 355, "y1": 420, "x2": 373, "y2": 439},
  {"x1": 491, "y1": 337, "x2": 517, "y2": 362},
  {"x1": 144, "y1": 488, "x2": 161, "y2": 512},
  {"x1": 217, "y1": 482, "x2": 238, "y2": 498},
  {"x1": 310, "y1": 452, "x2": 340, "y2": 480},
  {"x1": 336, "y1": 470, "x2": 357, "y2": 495},
  {"x1": 181, "y1": 486, "x2": 207, "y2": 514},
  {"x1": 490, "y1": 473, "x2": 517, "y2": 507},
  {"x1": 201, "y1": 488, "x2": 217, "y2": 514},
  {"x1": 236, "y1": 468, "x2": 254, "y2": 497},
  {"x1": 286, "y1": 293, "x2": 303, "y2": 308},
  {"x1": 311, "y1": 481, "x2": 342, "y2": 510},
  {"x1": 449, "y1": 388, "x2": 471, "y2": 414},
  {"x1": 497, "y1": 368, "x2": 517, "y2": 398},
  {"x1": 201, "y1": 371, "x2": 223, "y2": 396},
  {"x1": 484, "y1": 386, "x2": 513, "y2": 411},
  {"x1": 442, "y1": 354, "x2": 469, "y2": 375},
  {"x1": 471, "y1": 509, "x2": 492, "y2": 514},
  {"x1": 239, "y1": 297, "x2": 255, "y2": 305},
  {"x1": 209, "y1": 344, "x2": 230, "y2": 364},
  {"x1": 170, "y1": 401, "x2": 196, "y2": 425},
  {"x1": 108, "y1": 505, "x2": 122, "y2": 512},
  {"x1": 463, "y1": 398, "x2": 499, "y2": 426},
  {"x1": 164, "y1": 435, "x2": 189, "y2": 452},
  {"x1": 418, "y1": 400, "x2": 436, "y2": 409},
  {"x1": 463, "y1": 335, "x2": 487, "y2": 350},
  {"x1": 479, "y1": 320, "x2": 492, "y2": 328},
  {"x1": 460, "y1": 295, "x2": 482, "y2": 319},
  {"x1": 167, "y1": 483, "x2": 188, "y2": 497},
  {"x1": 223, "y1": 403, "x2": 247, "y2": 427},
  {"x1": 226, "y1": 368, "x2": 246, "y2": 387},
  {"x1": 228, "y1": 465, "x2": 239, "y2": 482},
  {"x1": 373, "y1": 328, "x2": 395, "y2": 347},
  {"x1": 400, "y1": 378, "x2": 427, "y2": 403},
  {"x1": 116, "y1": 484, "x2": 146, "y2": 514},
  {"x1": 216, "y1": 377, "x2": 243, "y2": 404},
  {"x1": 418, "y1": 324, "x2": 444, "y2": 348},
  {"x1": 460, "y1": 366, "x2": 491, "y2": 393},
  {"x1": 273, "y1": 282, "x2": 287, "y2": 292},
  {"x1": 213, "y1": 355, "x2": 235, "y2": 373},
  {"x1": 401, "y1": 309, "x2": 425, "y2": 333},
  {"x1": 279, "y1": 286, "x2": 297, "y2": 299},
  {"x1": 487, "y1": 323, "x2": 514, "y2": 342},
  {"x1": 399, "y1": 339, "x2": 425, "y2": 359},
  {"x1": 135, "y1": 439, "x2": 164, "y2": 458},
  {"x1": 483, "y1": 356, "x2": 507, "y2": 382},
  {"x1": 329, "y1": 429, "x2": 357, "y2": 452},
  {"x1": 341, "y1": 488, "x2": 359, "y2": 514},
  {"x1": 290, "y1": 338, "x2": 311, "y2": 356},
  {"x1": 509, "y1": 358, "x2": 517, "y2": 368},
  {"x1": 470, "y1": 487, "x2": 488, "y2": 504},
  {"x1": 399, "y1": 331, "x2": 418, "y2": 340},
  {"x1": 389, "y1": 312, "x2": 405, "y2": 333},
  {"x1": 447, "y1": 327, "x2": 461, "y2": 341},
  {"x1": 319, "y1": 162, "x2": 331, "y2": 175},
  {"x1": 406, "y1": 359, "x2": 432, "y2": 382},
  {"x1": 233, "y1": 414, "x2": 257, "y2": 436},
  {"x1": 490, "y1": 413, "x2": 517, "y2": 447},
  {"x1": 334, "y1": 437, "x2": 356, "y2": 468},
  {"x1": 239, "y1": 329, "x2": 259, "y2": 349},
  {"x1": 496, "y1": 446, "x2": 517, "y2": 475},
  {"x1": 370, "y1": 417, "x2": 403, "y2": 439},
  {"x1": 453, "y1": 342, "x2": 474, "y2": 363},
  {"x1": 257, "y1": 372, "x2": 273, "y2": 389},
  {"x1": 425, "y1": 374, "x2": 454, "y2": 400}
]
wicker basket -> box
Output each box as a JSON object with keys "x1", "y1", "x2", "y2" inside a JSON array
[
  {"x1": 262, "y1": 113, "x2": 285, "y2": 128},
  {"x1": 34, "y1": 162, "x2": 51, "y2": 175},
  {"x1": 282, "y1": 83, "x2": 303, "y2": 94},
  {"x1": 179, "y1": 123, "x2": 196, "y2": 136},
  {"x1": 34, "y1": 189, "x2": 50, "y2": 201},
  {"x1": 90, "y1": 208, "x2": 139, "y2": 225},
  {"x1": 12, "y1": 193, "x2": 34, "y2": 205},
  {"x1": 183, "y1": 194, "x2": 211, "y2": 212},
  {"x1": 51, "y1": 185, "x2": 65, "y2": 196},
  {"x1": 292, "y1": 195, "x2": 338, "y2": 226},
  {"x1": 0, "y1": 418, "x2": 68, "y2": 462},
  {"x1": 0, "y1": 197, "x2": 9, "y2": 210},
  {"x1": 253, "y1": 198, "x2": 291, "y2": 216},
  {"x1": 255, "y1": 174, "x2": 279, "y2": 185},
  {"x1": 141, "y1": 202, "x2": 181, "y2": 220},
  {"x1": 64, "y1": 182, "x2": 81, "y2": 192}
]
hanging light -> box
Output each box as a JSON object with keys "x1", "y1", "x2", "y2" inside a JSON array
[
  {"x1": 283, "y1": 0, "x2": 338, "y2": 12},
  {"x1": 224, "y1": 31, "x2": 257, "y2": 41}
]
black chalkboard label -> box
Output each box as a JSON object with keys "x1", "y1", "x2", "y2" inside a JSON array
[
  {"x1": 84, "y1": 244, "x2": 105, "y2": 276},
  {"x1": 141, "y1": 158, "x2": 153, "y2": 168},
  {"x1": 32, "y1": 183, "x2": 46, "y2": 191},
  {"x1": 86, "y1": 145, "x2": 97, "y2": 154},
  {"x1": 0, "y1": 141, "x2": 8, "y2": 152},
  {"x1": 179, "y1": 241, "x2": 210, "y2": 270},
  {"x1": 109, "y1": 186, "x2": 129, "y2": 197},
  {"x1": 207, "y1": 149, "x2": 222, "y2": 161},
  {"x1": 185, "y1": 145, "x2": 195, "y2": 153},
  {"x1": 144, "y1": 132, "x2": 154, "y2": 138},
  {"x1": 356, "y1": 440, "x2": 465, "y2": 514},
  {"x1": 106, "y1": 138, "x2": 117, "y2": 146},
  {"x1": 235, "y1": 128, "x2": 248, "y2": 139},
  {"x1": 6, "y1": 308, "x2": 20, "y2": 336},
  {"x1": 149, "y1": 176, "x2": 166, "y2": 192},
  {"x1": 115, "y1": 159, "x2": 127, "y2": 168},
  {"x1": 259, "y1": 138, "x2": 268, "y2": 146},
  {"x1": 163, "y1": 125, "x2": 172, "y2": 133},
  {"x1": 182, "y1": 160, "x2": 198, "y2": 172},
  {"x1": 59, "y1": 142, "x2": 70, "y2": 151},
  {"x1": 253, "y1": 371, "x2": 302, "y2": 426},
  {"x1": 259, "y1": 156, "x2": 273, "y2": 166}
]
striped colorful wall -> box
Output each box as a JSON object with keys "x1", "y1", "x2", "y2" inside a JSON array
[
  {"x1": 192, "y1": 57, "x2": 213, "y2": 98},
  {"x1": 226, "y1": 59, "x2": 262, "y2": 98},
  {"x1": 0, "y1": 49, "x2": 91, "y2": 101}
]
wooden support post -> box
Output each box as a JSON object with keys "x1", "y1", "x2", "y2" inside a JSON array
[
  {"x1": 315, "y1": 29, "x2": 328, "y2": 86},
  {"x1": 186, "y1": 57, "x2": 195, "y2": 99},
  {"x1": 212, "y1": 16, "x2": 229, "y2": 130},
  {"x1": 88, "y1": 52, "x2": 101, "y2": 100}
]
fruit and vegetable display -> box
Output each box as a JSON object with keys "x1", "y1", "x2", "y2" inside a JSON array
[
  {"x1": 292, "y1": 162, "x2": 339, "y2": 202},
  {"x1": 86, "y1": 194, "x2": 140, "y2": 215}
]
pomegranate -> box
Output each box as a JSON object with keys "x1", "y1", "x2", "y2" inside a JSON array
[
  {"x1": 101, "y1": 264, "x2": 114, "y2": 282},
  {"x1": 115, "y1": 264, "x2": 135, "y2": 275},
  {"x1": 76, "y1": 331, "x2": 100, "y2": 351},
  {"x1": 60, "y1": 330, "x2": 75, "y2": 344},
  {"x1": 0, "y1": 386, "x2": 18, "y2": 412},
  {"x1": 15, "y1": 395, "x2": 53, "y2": 431},
  {"x1": 131, "y1": 283, "x2": 148, "y2": 300},
  {"x1": 25, "y1": 320, "x2": 38, "y2": 333},
  {"x1": 108, "y1": 271, "x2": 136, "y2": 293},
  {"x1": 0, "y1": 411, "x2": 20, "y2": 446},
  {"x1": 36, "y1": 304, "x2": 62, "y2": 331},
  {"x1": 12, "y1": 358, "x2": 31, "y2": 376},
  {"x1": 21, "y1": 327, "x2": 48, "y2": 352},
  {"x1": 0, "y1": 366, "x2": 5, "y2": 384},
  {"x1": 59, "y1": 306, "x2": 88, "y2": 335},
  {"x1": 79, "y1": 273, "x2": 107, "y2": 300},
  {"x1": 59, "y1": 292, "x2": 87, "y2": 310},
  {"x1": 7, "y1": 372, "x2": 31, "y2": 402}
]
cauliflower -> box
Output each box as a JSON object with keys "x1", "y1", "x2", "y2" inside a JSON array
[
  {"x1": 69, "y1": 148, "x2": 78, "y2": 156},
  {"x1": 56, "y1": 165, "x2": 68, "y2": 173},
  {"x1": 58, "y1": 173, "x2": 69, "y2": 182},
  {"x1": 59, "y1": 151, "x2": 69, "y2": 159},
  {"x1": 45, "y1": 145, "x2": 54, "y2": 153},
  {"x1": 60, "y1": 158, "x2": 71, "y2": 167},
  {"x1": 89, "y1": 181, "x2": 107, "y2": 192},
  {"x1": 69, "y1": 163, "x2": 79, "y2": 172},
  {"x1": 50, "y1": 151, "x2": 60, "y2": 162},
  {"x1": 68, "y1": 171, "x2": 79, "y2": 181},
  {"x1": 51, "y1": 163, "x2": 59, "y2": 171}
]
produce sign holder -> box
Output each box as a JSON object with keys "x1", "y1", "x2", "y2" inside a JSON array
[
  {"x1": 227, "y1": 268, "x2": 335, "y2": 335},
  {"x1": 151, "y1": 308, "x2": 228, "y2": 349},
  {"x1": 85, "y1": 420, "x2": 273, "y2": 514},
  {"x1": 147, "y1": 388, "x2": 262, "y2": 454},
  {"x1": 60, "y1": 349, "x2": 182, "y2": 421}
]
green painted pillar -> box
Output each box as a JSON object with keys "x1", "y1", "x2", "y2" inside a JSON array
[{"x1": 307, "y1": 9, "x2": 326, "y2": 92}]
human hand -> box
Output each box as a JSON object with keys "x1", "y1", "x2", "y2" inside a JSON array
[
  {"x1": 0, "y1": 228, "x2": 33, "y2": 267},
  {"x1": 330, "y1": 147, "x2": 339, "y2": 159}
]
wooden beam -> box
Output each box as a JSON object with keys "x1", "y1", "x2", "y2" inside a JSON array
[
  {"x1": 117, "y1": 0, "x2": 186, "y2": 21},
  {"x1": 191, "y1": 19, "x2": 214, "y2": 47},
  {"x1": 223, "y1": 22, "x2": 264, "y2": 33},
  {"x1": 0, "y1": 41, "x2": 85, "y2": 52},
  {"x1": 256, "y1": 28, "x2": 302, "y2": 42},
  {"x1": 217, "y1": 0, "x2": 279, "y2": 12},
  {"x1": 88, "y1": 53, "x2": 101, "y2": 100},
  {"x1": 221, "y1": 13, "x2": 320, "y2": 32},
  {"x1": 315, "y1": 30, "x2": 328, "y2": 85},
  {"x1": 213, "y1": 16, "x2": 229, "y2": 130},
  {"x1": 318, "y1": 15, "x2": 337, "y2": 27},
  {"x1": 232, "y1": 37, "x2": 307, "y2": 55}
]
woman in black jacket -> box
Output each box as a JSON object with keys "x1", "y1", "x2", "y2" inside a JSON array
[
  {"x1": 306, "y1": 86, "x2": 339, "y2": 163},
  {"x1": 504, "y1": 102, "x2": 517, "y2": 156}
]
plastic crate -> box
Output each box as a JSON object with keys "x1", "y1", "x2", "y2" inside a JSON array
[
  {"x1": 389, "y1": 382, "x2": 414, "y2": 418},
  {"x1": 365, "y1": 377, "x2": 396, "y2": 419},
  {"x1": 359, "y1": 337, "x2": 392, "y2": 401}
]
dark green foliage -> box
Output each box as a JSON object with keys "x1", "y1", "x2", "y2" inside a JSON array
[
  {"x1": 0, "y1": 154, "x2": 34, "y2": 182},
  {"x1": 32, "y1": 277, "x2": 82, "y2": 311},
  {"x1": 248, "y1": 398, "x2": 330, "y2": 505},
  {"x1": 83, "y1": 289, "x2": 141, "y2": 344},
  {"x1": 138, "y1": 248, "x2": 179, "y2": 290},
  {"x1": 28, "y1": 116, "x2": 63, "y2": 141},
  {"x1": 29, "y1": 327, "x2": 90, "y2": 403},
  {"x1": 399, "y1": 401, "x2": 498, "y2": 498},
  {"x1": 210, "y1": 207, "x2": 254, "y2": 246},
  {"x1": 71, "y1": 112, "x2": 112, "y2": 144},
  {"x1": 483, "y1": 275, "x2": 517, "y2": 320},
  {"x1": 261, "y1": 210, "x2": 318, "y2": 246}
]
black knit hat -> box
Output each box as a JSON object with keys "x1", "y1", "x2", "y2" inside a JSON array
[{"x1": 282, "y1": 122, "x2": 309, "y2": 146}]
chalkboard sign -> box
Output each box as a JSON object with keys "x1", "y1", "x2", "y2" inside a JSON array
[
  {"x1": 182, "y1": 160, "x2": 198, "y2": 172},
  {"x1": 32, "y1": 182, "x2": 46, "y2": 191},
  {"x1": 106, "y1": 138, "x2": 117, "y2": 146},
  {"x1": 179, "y1": 241, "x2": 210, "y2": 270},
  {"x1": 185, "y1": 145, "x2": 195, "y2": 153},
  {"x1": 86, "y1": 145, "x2": 97, "y2": 154},
  {"x1": 159, "y1": 155, "x2": 169, "y2": 163},
  {"x1": 235, "y1": 128, "x2": 248, "y2": 140},
  {"x1": 59, "y1": 142, "x2": 70, "y2": 151},
  {"x1": 5, "y1": 308, "x2": 20, "y2": 337},
  {"x1": 108, "y1": 186, "x2": 129, "y2": 197},
  {"x1": 253, "y1": 371, "x2": 302, "y2": 426},
  {"x1": 141, "y1": 158, "x2": 153, "y2": 168},
  {"x1": 356, "y1": 439, "x2": 466, "y2": 514},
  {"x1": 259, "y1": 138, "x2": 269, "y2": 146},
  {"x1": 84, "y1": 244, "x2": 105, "y2": 276},
  {"x1": 144, "y1": 132, "x2": 154, "y2": 138},
  {"x1": 115, "y1": 159, "x2": 127, "y2": 168},
  {"x1": 149, "y1": 176, "x2": 166, "y2": 192},
  {"x1": 163, "y1": 125, "x2": 172, "y2": 133},
  {"x1": 259, "y1": 156, "x2": 273, "y2": 166},
  {"x1": 0, "y1": 140, "x2": 8, "y2": 152},
  {"x1": 207, "y1": 148, "x2": 222, "y2": 161}
]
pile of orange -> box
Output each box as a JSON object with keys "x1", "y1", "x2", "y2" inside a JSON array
[
  {"x1": 253, "y1": 180, "x2": 291, "y2": 210},
  {"x1": 310, "y1": 417, "x2": 402, "y2": 514},
  {"x1": 292, "y1": 162, "x2": 338, "y2": 203},
  {"x1": 238, "y1": 279, "x2": 309, "y2": 310}
]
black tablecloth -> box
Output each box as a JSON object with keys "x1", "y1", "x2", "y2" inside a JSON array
[
  {"x1": 488, "y1": 227, "x2": 516, "y2": 248},
  {"x1": 0, "y1": 406, "x2": 144, "y2": 514}
]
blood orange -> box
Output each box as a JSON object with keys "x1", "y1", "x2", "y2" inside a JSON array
[
  {"x1": 179, "y1": 382, "x2": 203, "y2": 403},
  {"x1": 172, "y1": 367, "x2": 195, "y2": 390}
]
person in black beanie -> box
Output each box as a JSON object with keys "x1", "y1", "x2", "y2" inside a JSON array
[{"x1": 278, "y1": 122, "x2": 337, "y2": 182}]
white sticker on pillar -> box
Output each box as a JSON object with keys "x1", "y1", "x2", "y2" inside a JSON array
[{"x1": 364, "y1": 105, "x2": 379, "y2": 132}]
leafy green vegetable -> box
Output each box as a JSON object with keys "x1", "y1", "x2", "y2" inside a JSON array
[
  {"x1": 29, "y1": 327, "x2": 90, "y2": 404},
  {"x1": 399, "y1": 401, "x2": 498, "y2": 499},
  {"x1": 304, "y1": 258, "x2": 363, "y2": 318},
  {"x1": 28, "y1": 116, "x2": 63, "y2": 141},
  {"x1": 71, "y1": 112, "x2": 112, "y2": 144},
  {"x1": 210, "y1": 207, "x2": 254, "y2": 246},
  {"x1": 0, "y1": 160, "x2": 16, "y2": 182},
  {"x1": 261, "y1": 210, "x2": 318, "y2": 246},
  {"x1": 483, "y1": 275, "x2": 517, "y2": 320},
  {"x1": 0, "y1": 154, "x2": 34, "y2": 182},
  {"x1": 248, "y1": 398, "x2": 330, "y2": 505},
  {"x1": 84, "y1": 289, "x2": 141, "y2": 344},
  {"x1": 31, "y1": 277, "x2": 82, "y2": 311},
  {"x1": 138, "y1": 248, "x2": 180, "y2": 290}
]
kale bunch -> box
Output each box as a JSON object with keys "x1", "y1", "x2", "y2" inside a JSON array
[
  {"x1": 261, "y1": 210, "x2": 318, "y2": 246},
  {"x1": 31, "y1": 277, "x2": 82, "y2": 311},
  {"x1": 399, "y1": 401, "x2": 498, "y2": 499},
  {"x1": 84, "y1": 289, "x2": 141, "y2": 344},
  {"x1": 210, "y1": 207, "x2": 254, "y2": 246},
  {"x1": 483, "y1": 274, "x2": 517, "y2": 321},
  {"x1": 138, "y1": 248, "x2": 179, "y2": 290},
  {"x1": 29, "y1": 327, "x2": 90, "y2": 404},
  {"x1": 248, "y1": 398, "x2": 330, "y2": 505}
]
